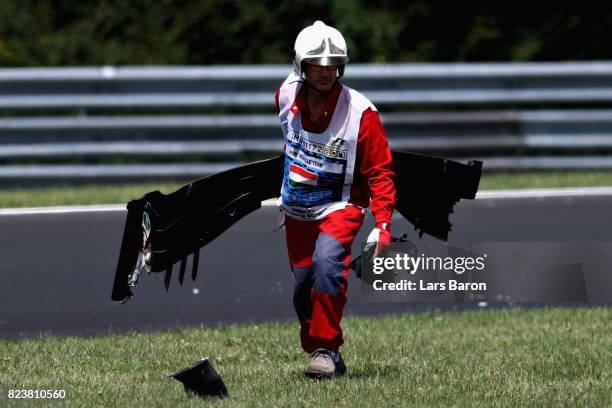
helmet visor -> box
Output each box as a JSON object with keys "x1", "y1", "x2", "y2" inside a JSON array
[{"x1": 303, "y1": 56, "x2": 348, "y2": 67}]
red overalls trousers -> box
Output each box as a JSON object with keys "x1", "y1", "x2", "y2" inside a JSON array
[{"x1": 284, "y1": 205, "x2": 365, "y2": 353}]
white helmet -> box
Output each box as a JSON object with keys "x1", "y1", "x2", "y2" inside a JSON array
[{"x1": 292, "y1": 20, "x2": 349, "y2": 78}]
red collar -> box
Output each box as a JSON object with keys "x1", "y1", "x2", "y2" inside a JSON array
[{"x1": 290, "y1": 81, "x2": 342, "y2": 133}]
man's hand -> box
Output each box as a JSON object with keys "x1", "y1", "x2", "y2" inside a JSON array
[{"x1": 366, "y1": 222, "x2": 391, "y2": 256}]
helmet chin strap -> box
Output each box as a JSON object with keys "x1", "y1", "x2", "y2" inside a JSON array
[{"x1": 337, "y1": 65, "x2": 345, "y2": 78}]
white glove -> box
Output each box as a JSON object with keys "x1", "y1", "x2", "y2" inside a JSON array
[{"x1": 366, "y1": 222, "x2": 391, "y2": 256}]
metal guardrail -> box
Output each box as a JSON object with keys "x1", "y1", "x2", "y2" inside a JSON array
[
  {"x1": 5, "y1": 62, "x2": 612, "y2": 108},
  {"x1": 1, "y1": 62, "x2": 612, "y2": 183},
  {"x1": 3, "y1": 110, "x2": 612, "y2": 155},
  {"x1": 1, "y1": 157, "x2": 612, "y2": 182}
]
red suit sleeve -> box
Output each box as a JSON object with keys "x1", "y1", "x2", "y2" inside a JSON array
[{"x1": 357, "y1": 108, "x2": 395, "y2": 227}]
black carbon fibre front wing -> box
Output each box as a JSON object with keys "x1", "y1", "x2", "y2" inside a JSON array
[{"x1": 111, "y1": 152, "x2": 482, "y2": 302}]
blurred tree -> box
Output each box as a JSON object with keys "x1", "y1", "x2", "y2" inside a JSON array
[{"x1": 1, "y1": 0, "x2": 612, "y2": 67}]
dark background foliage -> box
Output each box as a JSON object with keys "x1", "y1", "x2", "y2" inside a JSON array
[{"x1": 1, "y1": 1, "x2": 611, "y2": 66}]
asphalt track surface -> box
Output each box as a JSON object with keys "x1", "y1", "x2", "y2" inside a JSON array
[{"x1": 2, "y1": 188, "x2": 612, "y2": 340}]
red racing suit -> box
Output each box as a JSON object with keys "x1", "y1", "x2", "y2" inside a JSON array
[{"x1": 276, "y1": 74, "x2": 395, "y2": 353}]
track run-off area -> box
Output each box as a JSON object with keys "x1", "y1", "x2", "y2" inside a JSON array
[{"x1": 1, "y1": 187, "x2": 612, "y2": 340}]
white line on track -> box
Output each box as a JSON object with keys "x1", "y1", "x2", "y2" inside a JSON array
[
  {"x1": 0, "y1": 204, "x2": 125, "y2": 216},
  {"x1": 475, "y1": 186, "x2": 612, "y2": 198},
  {"x1": 1, "y1": 186, "x2": 611, "y2": 216}
]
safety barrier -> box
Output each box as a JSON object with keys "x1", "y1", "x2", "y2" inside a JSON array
[{"x1": 2, "y1": 62, "x2": 612, "y2": 183}]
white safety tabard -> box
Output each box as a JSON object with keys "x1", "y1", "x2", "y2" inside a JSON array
[{"x1": 276, "y1": 73, "x2": 375, "y2": 220}]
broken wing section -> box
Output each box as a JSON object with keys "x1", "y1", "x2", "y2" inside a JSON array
[
  {"x1": 111, "y1": 155, "x2": 284, "y2": 302},
  {"x1": 111, "y1": 150, "x2": 481, "y2": 302},
  {"x1": 391, "y1": 150, "x2": 482, "y2": 241}
]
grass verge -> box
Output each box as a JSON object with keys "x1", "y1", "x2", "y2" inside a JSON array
[
  {"x1": 0, "y1": 183, "x2": 183, "y2": 208},
  {"x1": 1, "y1": 308, "x2": 611, "y2": 407},
  {"x1": 478, "y1": 171, "x2": 612, "y2": 190},
  {"x1": 1, "y1": 171, "x2": 612, "y2": 208}
]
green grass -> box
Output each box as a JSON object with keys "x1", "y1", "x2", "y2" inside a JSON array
[
  {"x1": 1, "y1": 171, "x2": 612, "y2": 208},
  {"x1": 478, "y1": 171, "x2": 612, "y2": 190},
  {"x1": 1, "y1": 308, "x2": 611, "y2": 407},
  {"x1": 0, "y1": 182, "x2": 184, "y2": 208}
]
